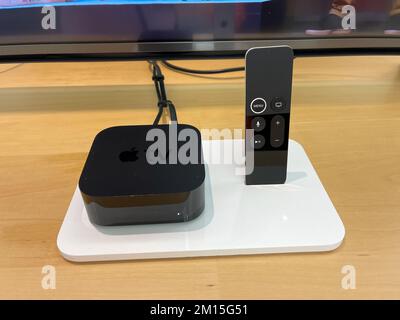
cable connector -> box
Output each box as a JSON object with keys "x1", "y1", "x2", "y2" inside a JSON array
[
  {"x1": 157, "y1": 99, "x2": 171, "y2": 109},
  {"x1": 152, "y1": 73, "x2": 165, "y2": 82}
]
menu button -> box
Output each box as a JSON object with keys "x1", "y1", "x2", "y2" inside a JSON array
[{"x1": 250, "y1": 98, "x2": 267, "y2": 114}]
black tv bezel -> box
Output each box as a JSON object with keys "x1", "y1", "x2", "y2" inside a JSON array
[{"x1": 1, "y1": 37, "x2": 400, "y2": 63}]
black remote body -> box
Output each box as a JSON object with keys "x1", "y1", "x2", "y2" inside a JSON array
[{"x1": 245, "y1": 46, "x2": 294, "y2": 185}]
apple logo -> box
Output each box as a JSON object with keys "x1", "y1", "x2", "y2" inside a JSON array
[{"x1": 119, "y1": 147, "x2": 139, "y2": 162}]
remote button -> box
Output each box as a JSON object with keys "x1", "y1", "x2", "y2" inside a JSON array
[
  {"x1": 251, "y1": 117, "x2": 266, "y2": 132},
  {"x1": 270, "y1": 115, "x2": 285, "y2": 148},
  {"x1": 253, "y1": 134, "x2": 266, "y2": 150},
  {"x1": 250, "y1": 98, "x2": 267, "y2": 114},
  {"x1": 271, "y1": 97, "x2": 286, "y2": 111}
]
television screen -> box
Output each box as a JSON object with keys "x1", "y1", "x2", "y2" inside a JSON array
[{"x1": 1, "y1": 0, "x2": 399, "y2": 60}]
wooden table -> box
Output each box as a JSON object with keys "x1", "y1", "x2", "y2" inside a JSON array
[{"x1": 0, "y1": 56, "x2": 399, "y2": 299}]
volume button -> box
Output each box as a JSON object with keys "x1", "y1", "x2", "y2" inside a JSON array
[{"x1": 270, "y1": 115, "x2": 285, "y2": 148}]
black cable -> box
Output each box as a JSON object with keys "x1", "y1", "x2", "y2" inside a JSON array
[
  {"x1": 153, "y1": 104, "x2": 164, "y2": 126},
  {"x1": 149, "y1": 60, "x2": 178, "y2": 125},
  {"x1": 161, "y1": 60, "x2": 244, "y2": 75},
  {"x1": 167, "y1": 101, "x2": 177, "y2": 123}
]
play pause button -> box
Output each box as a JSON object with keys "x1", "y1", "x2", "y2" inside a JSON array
[{"x1": 253, "y1": 134, "x2": 265, "y2": 150}]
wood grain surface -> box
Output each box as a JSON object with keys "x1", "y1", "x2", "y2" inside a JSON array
[{"x1": 0, "y1": 56, "x2": 399, "y2": 299}]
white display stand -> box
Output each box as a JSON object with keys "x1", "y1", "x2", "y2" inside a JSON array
[{"x1": 57, "y1": 140, "x2": 345, "y2": 262}]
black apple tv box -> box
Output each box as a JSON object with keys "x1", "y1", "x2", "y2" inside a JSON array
[{"x1": 79, "y1": 124, "x2": 205, "y2": 226}]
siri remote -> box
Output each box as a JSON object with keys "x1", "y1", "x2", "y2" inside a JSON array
[{"x1": 245, "y1": 46, "x2": 294, "y2": 185}]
